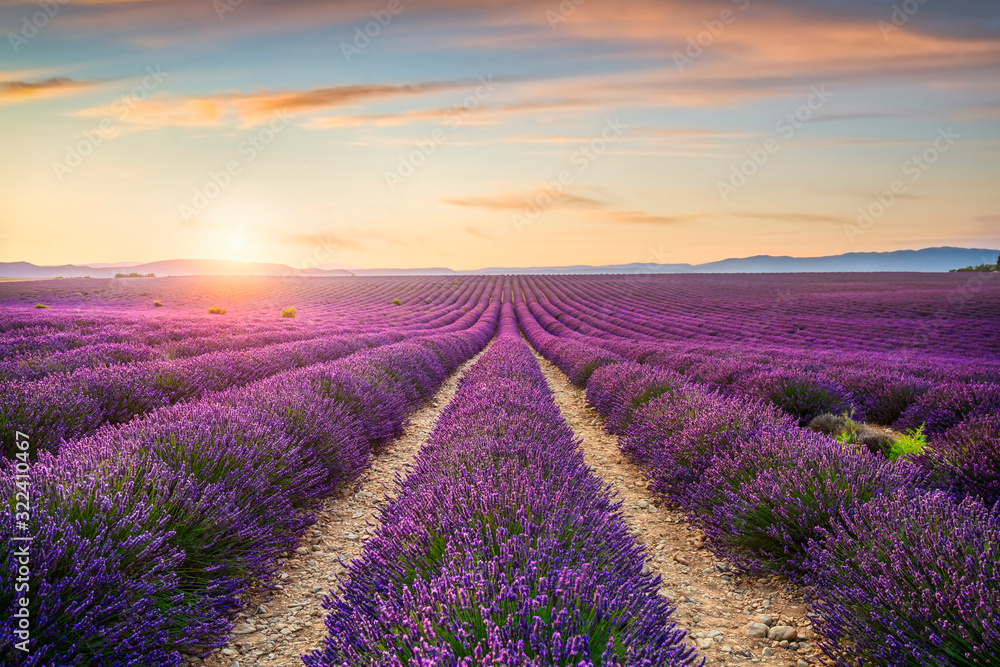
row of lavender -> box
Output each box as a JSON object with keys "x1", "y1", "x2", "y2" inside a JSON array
[
  {"x1": 0, "y1": 294, "x2": 500, "y2": 664},
  {"x1": 0, "y1": 274, "x2": 485, "y2": 326},
  {"x1": 514, "y1": 289, "x2": 999, "y2": 665},
  {"x1": 524, "y1": 273, "x2": 1000, "y2": 358},
  {"x1": 305, "y1": 299, "x2": 700, "y2": 666},
  {"x1": 1, "y1": 279, "x2": 496, "y2": 457},
  {"x1": 0, "y1": 274, "x2": 488, "y2": 360},
  {"x1": 0, "y1": 323, "x2": 359, "y2": 381},
  {"x1": 517, "y1": 276, "x2": 1000, "y2": 437},
  {"x1": 521, "y1": 272, "x2": 1000, "y2": 367},
  {"x1": 0, "y1": 275, "x2": 491, "y2": 377}
]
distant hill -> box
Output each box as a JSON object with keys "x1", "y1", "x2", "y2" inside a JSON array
[
  {"x1": 347, "y1": 247, "x2": 1000, "y2": 275},
  {"x1": 0, "y1": 259, "x2": 352, "y2": 279},
  {"x1": 3, "y1": 247, "x2": 998, "y2": 278},
  {"x1": 690, "y1": 248, "x2": 1000, "y2": 274}
]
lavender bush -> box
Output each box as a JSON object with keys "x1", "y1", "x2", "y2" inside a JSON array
[
  {"x1": 806, "y1": 490, "x2": 1000, "y2": 666},
  {"x1": 913, "y1": 414, "x2": 1000, "y2": 506},
  {"x1": 895, "y1": 382, "x2": 1000, "y2": 435},
  {"x1": 585, "y1": 362, "x2": 687, "y2": 435},
  {"x1": 628, "y1": 392, "x2": 795, "y2": 506},
  {"x1": 734, "y1": 369, "x2": 858, "y2": 426},
  {"x1": 833, "y1": 366, "x2": 930, "y2": 425},
  {"x1": 0, "y1": 474, "x2": 189, "y2": 666},
  {"x1": 690, "y1": 430, "x2": 906, "y2": 577}
]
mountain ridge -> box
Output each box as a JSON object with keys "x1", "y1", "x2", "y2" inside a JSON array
[{"x1": 1, "y1": 247, "x2": 997, "y2": 278}]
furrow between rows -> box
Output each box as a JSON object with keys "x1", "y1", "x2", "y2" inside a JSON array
[
  {"x1": 197, "y1": 346, "x2": 490, "y2": 667},
  {"x1": 533, "y1": 350, "x2": 822, "y2": 667}
]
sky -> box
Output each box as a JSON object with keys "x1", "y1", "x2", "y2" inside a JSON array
[{"x1": 1, "y1": 0, "x2": 998, "y2": 270}]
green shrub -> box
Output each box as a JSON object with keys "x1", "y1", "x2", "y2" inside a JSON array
[
  {"x1": 35, "y1": 303, "x2": 50, "y2": 309},
  {"x1": 207, "y1": 306, "x2": 227, "y2": 315},
  {"x1": 808, "y1": 413, "x2": 894, "y2": 458},
  {"x1": 153, "y1": 300, "x2": 163, "y2": 308},
  {"x1": 949, "y1": 263, "x2": 998, "y2": 273},
  {"x1": 890, "y1": 425, "x2": 927, "y2": 461},
  {"x1": 281, "y1": 307, "x2": 296, "y2": 318},
  {"x1": 391, "y1": 299, "x2": 401, "y2": 306}
]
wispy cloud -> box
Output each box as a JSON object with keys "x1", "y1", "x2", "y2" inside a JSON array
[
  {"x1": 0, "y1": 77, "x2": 96, "y2": 104},
  {"x1": 230, "y1": 82, "x2": 461, "y2": 124},
  {"x1": 604, "y1": 210, "x2": 706, "y2": 225},
  {"x1": 74, "y1": 81, "x2": 468, "y2": 129},
  {"x1": 730, "y1": 211, "x2": 852, "y2": 225},
  {"x1": 179, "y1": 217, "x2": 369, "y2": 251},
  {"x1": 444, "y1": 192, "x2": 603, "y2": 211},
  {"x1": 445, "y1": 190, "x2": 703, "y2": 226},
  {"x1": 307, "y1": 107, "x2": 464, "y2": 129},
  {"x1": 462, "y1": 224, "x2": 493, "y2": 239},
  {"x1": 306, "y1": 99, "x2": 581, "y2": 130}
]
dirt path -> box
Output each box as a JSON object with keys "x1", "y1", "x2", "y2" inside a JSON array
[
  {"x1": 533, "y1": 352, "x2": 823, "y2": 667},
  {"x1": 198, "y1": 347, "x2": 488, "y2": 667}
]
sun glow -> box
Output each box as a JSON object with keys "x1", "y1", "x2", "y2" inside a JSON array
[
  {"x1": 227, "y1": 231, "x2": 247, "y2": 251},
  {"x1": 204, "y1": 225, "x2": 257, "y2": 263},
  {"x1": 200, "y1": 199, "x2": 284, "y2": 263}
]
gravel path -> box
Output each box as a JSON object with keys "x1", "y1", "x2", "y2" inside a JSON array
[
  {"x1": 533, "y1": 351, "x2": 825, "y2": 667},
  {"x1": 198, "y1": 343, "x2": 825, "y2": 667},
  {"x1": 198, "y1": 348, "x2": 488, "y2": 667}
]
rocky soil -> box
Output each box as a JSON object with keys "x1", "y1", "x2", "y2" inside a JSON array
[
  {"x1": 534, "y1": 352, "x2": 827, "y2": 667},
  {"x1": 197, "y1": 349, "x2": 486, "y2": 667}
]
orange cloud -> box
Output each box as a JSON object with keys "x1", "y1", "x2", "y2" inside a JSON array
[
  {"x1": 729, "y1": 211, "x2": 852, "y2": 226},
  {"x1": 445, "y1": 190, "x2": 704, "y2": 226},
  {"x1": 20, "y1": 1, "x2": 1000, "y2": 121},
  {"x1": 230, "y1": 82, "x2": 461, "y2": 125},
  {"x1": 604, "y1": 210, "x2": 707, "y2": 225},
  {"x1": 476, "y1": 4, "x2": 1000, "y2": 111},
  {"x1": 306, "y1": 99, "x2": 583, "y2": 130},
  {"x1": 0, "y1": 77, "x2": 96, "y2": 104},
  {"x1": 444, "y1": 192, "x2": 603, "y2": 211},
  {"x1": 74, "y1": 81, "x2": 468, "y2": 129}
]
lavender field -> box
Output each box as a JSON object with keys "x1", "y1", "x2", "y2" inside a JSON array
[{"x1": 2, "y1": 273, "x2": 998, "y2": 667}]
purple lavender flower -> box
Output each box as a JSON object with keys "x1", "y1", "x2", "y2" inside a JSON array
[
  {"x1": 806, "y1": 489, "x2": 1000, "y2": 666},
  {"x1": 895, "y1": 382, "x2": 1000, "y2": 435},
  {"x1": 913, "y1": 413, "x2": 1000, "y2": 506}
]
